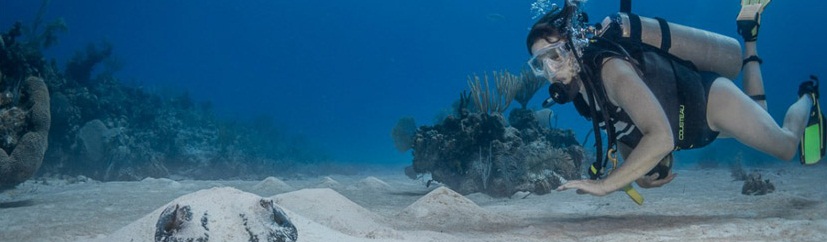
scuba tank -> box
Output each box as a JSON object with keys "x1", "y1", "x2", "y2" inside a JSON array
[{"x1": 597, "y1": 13, "x2": 743, "y2": 80}]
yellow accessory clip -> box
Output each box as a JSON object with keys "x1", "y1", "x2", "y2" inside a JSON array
[
  {"x1": 607, "y1": 148, "x2": 645, "y2": 205},
  {"x1": 623, "y1": 184, "x2": 644, "y2": 205}
]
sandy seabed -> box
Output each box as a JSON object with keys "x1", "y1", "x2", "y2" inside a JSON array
[{"x1": 1, "y1": 164, "x2": 826, "y2": 242}]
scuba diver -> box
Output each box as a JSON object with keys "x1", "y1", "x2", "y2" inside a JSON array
[{"x1": 526, "y1": 0, "x2": 824, "y2": 201}]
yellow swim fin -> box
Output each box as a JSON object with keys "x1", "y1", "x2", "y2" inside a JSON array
[
  {"x1": 800, "y1": 76, "x2": 824, "y2": 165},
  {"x1": 738, "y1": 0, "x2": 771, "y2": 22},
  {"x1": 737, "y1": 0, "x2": 771, "y2": 41}
]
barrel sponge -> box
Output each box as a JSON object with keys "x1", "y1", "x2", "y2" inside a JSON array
[{"x1": 0, "y1": 77, "x2": 51, "y2": 189}]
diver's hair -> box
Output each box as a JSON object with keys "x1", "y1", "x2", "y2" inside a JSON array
[{"x1": 525, "y1": 4, "x2": 579, "y2": 55}]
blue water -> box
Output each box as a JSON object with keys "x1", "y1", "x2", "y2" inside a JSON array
[{"x1": 1, "y1": 0, "x2": 825, "y2": 166}]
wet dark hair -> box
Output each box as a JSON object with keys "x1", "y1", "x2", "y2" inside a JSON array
[{"x1": 525, "y1": 4, "x2": 582, "y2": 55}]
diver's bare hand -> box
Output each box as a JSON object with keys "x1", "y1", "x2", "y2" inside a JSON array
[
  {"x1": 556, "y1": 179, "x2": 611, "y2": 196},
  {"x1": 635, "y1": 172, "x2": 677, "y2": 189}
]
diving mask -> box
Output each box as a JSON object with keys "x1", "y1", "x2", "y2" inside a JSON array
[{"x1": 527, "y1": 41, "x2": 570, "y2": 79}]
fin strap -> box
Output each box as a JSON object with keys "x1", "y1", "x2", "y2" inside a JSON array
[
  {"x1": 742, "y1": 55, "x2": 763, "y2": 66},
  {"x1": 749, "y1": 94, "x2": 766, "y2": 101},
  {"x1": 737, "y1": 19, "x2": 760, "y2": 42}
]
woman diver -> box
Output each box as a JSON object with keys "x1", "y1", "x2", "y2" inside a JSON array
[{"x1": 526, "y1": 0, "x2": 821, "y2": 197}]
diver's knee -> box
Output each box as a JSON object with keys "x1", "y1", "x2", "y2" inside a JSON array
[
  {"x1": 773, "y1": 142, "x2": 798, "y2": 161},
  {"x1": 777, "y1": 151, "x2": 795, "y2": 161}
]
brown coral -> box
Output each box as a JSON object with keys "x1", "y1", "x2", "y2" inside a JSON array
[{"x1": 0, "y1": 76, "x2": 50, "y2": 189}]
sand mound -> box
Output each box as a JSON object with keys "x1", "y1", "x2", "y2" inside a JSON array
[
  {"x1": 139, "y1": 177, "x2": 182, "y2": 189},
  {"x1": 316, "y1": 176, "x2": 342, "y2": 189},
  {"x1": 251, "y1": 176, "x2": 294, "y2": 196},
  {"x1": 96, "y1": 187, "x2": 303, "y2": 241},
  {"x1": 356, "y1": 176, "x2": 392, "y2": 191},
  {"x1": 397, "y1": 186, "x2": 508, "y2": 230},
  {"x1": 273, "y1": 188, "x2": 401, "y2": 239}
]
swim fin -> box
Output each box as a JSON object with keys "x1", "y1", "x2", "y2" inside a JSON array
[
  {"x1": 738, "y1": 0, "x2": 771, "y2": 23},
  {"x1": 799, "y1": 76, "x2": 825, "y2": 165},
  {"x1": 737, "y1": 0, "x2": 772, "y2": 41}
]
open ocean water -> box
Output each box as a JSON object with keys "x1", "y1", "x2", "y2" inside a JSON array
[{"x1": 0, "y1": 0, "x2": 824, "y2": 179}]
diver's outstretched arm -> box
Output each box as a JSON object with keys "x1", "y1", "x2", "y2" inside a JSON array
[{"x1": 738, "y1": 0, "x2": 771, "y2": 110}]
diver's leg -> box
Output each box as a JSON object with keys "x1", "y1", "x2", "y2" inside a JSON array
[
  {"x1": 707, "y1": 77, "x2": 811, "y2": 161},
  {"x1": 738, "y1": 0, "x2": 771, "y2": 110},
  {"x1": 742, "y1": 41, "x2": 767, "y2": 110}
]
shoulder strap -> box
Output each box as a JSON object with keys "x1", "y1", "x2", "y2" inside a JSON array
[{"x1": 577, "y1": 43, "x2": 621, "y2": 180}]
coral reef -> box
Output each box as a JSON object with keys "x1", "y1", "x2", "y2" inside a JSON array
[
  {"x1": 404, "y1": 67, "x2": 583, "y2": 197},
  {"x1": 409, "y1": 110, "x2": 582, "y2": 197},
  {"x1": 0, "y1": 14, "x2": 328, "y2": 185},
  {"x1": 513, "y1": 68, "x2": 546, "y2": 110},
  {"x1": 0, "y1": 76, "x2": 51, "y2": 190},
  {"x1": 466, "y1": 71, "x2": 520, "y2": 114},
  {"x1": 0, "y1": 9, "x2": 60, "y2": 189},
  {"x1": 64, "y1": 41, "x2": 112, "y2": 84},
  {"x1": 41, "y1": 75, "x2": 326, "y2": 181},
  {"x1": 508, "y1": 108, "x2": 539, "y2": 131},
  {"x1": 403, "y1": 66, "x2": 584, "y2": 197}
]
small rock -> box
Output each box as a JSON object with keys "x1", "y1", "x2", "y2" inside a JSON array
[
  {"x1": 741, "y1": 172, "x2": 775, "y2": 195},
  {"x1": 511, "y1": 191, "x2": 531, "y2": 199}
]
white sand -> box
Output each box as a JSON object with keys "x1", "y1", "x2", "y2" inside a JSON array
[{"x1": 2, "y1": 165, "x2": 827, "y2": 241}]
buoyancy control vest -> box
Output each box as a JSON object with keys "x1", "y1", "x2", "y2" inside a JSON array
[
  {"x1": 574, "y1": 12, "x2": 739, "y2": 151},
  {"x1": 573, "y1": 40, "x2": 721, "y2": 151}
]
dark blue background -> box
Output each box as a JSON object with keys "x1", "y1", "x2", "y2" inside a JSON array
[{"x1": 1, "y1": 0, "x2": 824, "y2": 165}]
